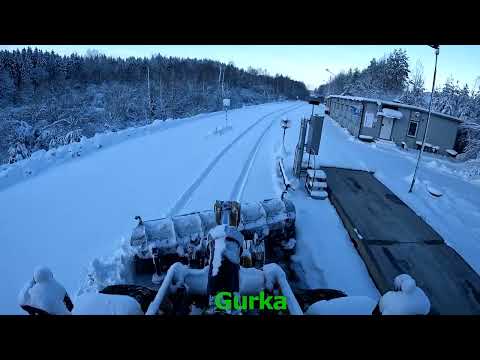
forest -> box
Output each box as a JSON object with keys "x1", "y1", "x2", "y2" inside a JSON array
[{"x1": 0, "y1": 48, "x2": 309, "y2": 164}]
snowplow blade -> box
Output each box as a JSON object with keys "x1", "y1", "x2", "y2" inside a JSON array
[{"x1": 130, "y1": 198, "x2": 296, "y2": 273}]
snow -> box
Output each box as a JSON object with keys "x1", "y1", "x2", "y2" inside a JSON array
[
  {"x1": 309, "y1": 190, "x2": 328, "y2": 200},
  {"x1": 359, "y1": 135, "x2": 374, "y2": 142},
  {"x1": 240, "y1": 202, "x2": 267, "y2": 224},
  {"x1": 263, "y1": 263, "x2": 303, "y2": 315},
  {"x1": 377, "y1": 108, "x2": 403, "y2": 119},
  {"x1": 18, "y1": 266, "x2": 71, "y2": 315},
  {"x1": 145, "y1": 218, "x2": 177, "y2": 249},
  {"x1": 2, "y1": 98, "x2": 479, "y2": 315},
  {"x1": 172, "y1": 213, "x2": 204, "y2": 245},
  {"x1": 307, "y1": 169, "x2": 326, "y2": 180},
  {"x1": 280, "y1": 105, "x2": 480, "y2": 303},
  {"x1": 239, "y1": 267, "x2": 265, "y2": 295},
  {"x1": 446, "y1": 149, "x2": 458, "y2": 157},
  {"x1": 262, "y1": 198, "x2": 287, "y2": 222},
  {"x1": 379, "y1": 274, "x2": 431, "y2": 315},
  {"x1": 208, "y1": 225, "x2": 243, "y2": 276},
  {"x1": 0, "y1": 101, "x2": 307, "y2": 314},
  {"x1": 211, "y1": 230, "x2": 227, "y2": 277},
  {"x1": 73, "y1": 292, "x2": 143, "y2": 315},
  {"x1": 308, "y1": 180, "x2": 327, "y2": 189},
  {"x1": 305, "y1": 296, "x2": 377, "y2": 315},
  {"x1": 282, "y1": 238, "x2": 296, "y2": 250},
  {"x1": 427, "y1": 186, "x2": 443, "y2": 197}
]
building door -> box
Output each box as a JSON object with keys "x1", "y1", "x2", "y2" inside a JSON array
[{"x1": 380, "y1": 117, "x2": 393, "y2": 140}]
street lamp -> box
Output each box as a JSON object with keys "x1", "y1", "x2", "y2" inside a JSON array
[
  {"x1": 408, "y1": 45, "x2": 440, "y2": 193},
  {"x1": 326, "y1": 68, "x2": 334, "y2": 96}
]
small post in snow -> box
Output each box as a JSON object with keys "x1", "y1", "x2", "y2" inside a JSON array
[{"x1": 223, "y1": 98, "x2": 231, "y2": 129}]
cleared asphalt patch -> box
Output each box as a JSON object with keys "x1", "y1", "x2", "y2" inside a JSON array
[{"x1": 323, "y1": 166, "x2": 480, "y2": 315}]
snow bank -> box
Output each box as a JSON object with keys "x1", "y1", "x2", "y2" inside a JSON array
[
  {"x1": 77, "y1": 237, "x2": 136, "y2": 296},
  {"x1": 0, "y1": 103, "x2": 282, "y2": 193},
  {"x1": 73, "y1": 292, "x2": 143, "y2": 315},
  {"x1": 305, "y1": 296, "x2": 377, "y2": 315}
]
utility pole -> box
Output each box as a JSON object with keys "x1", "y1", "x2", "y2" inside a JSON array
[
  {"x1": 326, "y1": 69, "x2": 334, "y2": 96},
  {"x1": 409, "y1": 45, "x2": 440, "y2": 193}
]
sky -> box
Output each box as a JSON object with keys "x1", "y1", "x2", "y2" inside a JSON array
[{"x1": 1, "y1": 45, "x2": 479, "y2": 91}]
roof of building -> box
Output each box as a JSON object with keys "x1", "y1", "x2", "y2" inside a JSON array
[{"x1": 326, "y1": 95, "x2": 463, "y2": 123}]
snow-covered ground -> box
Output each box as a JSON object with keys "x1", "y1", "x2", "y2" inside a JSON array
[
  {"x1": 2, "y1": 100, "x2": 479, "y2": 314},
  {"x1": 0, "y1": 101, "x2": 313, "y2": 314}
]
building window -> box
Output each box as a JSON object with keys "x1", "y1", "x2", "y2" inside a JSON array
[{"x1": 407, "y1": 121, "x2": 419, "y2": 137}]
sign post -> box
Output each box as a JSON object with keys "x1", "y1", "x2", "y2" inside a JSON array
[
  {"x1": 280, "y1": 118, "x2": 292, "y2": 149},
  {"x1": 223, "y1": 98, "x2": 231, "y2": 128}
]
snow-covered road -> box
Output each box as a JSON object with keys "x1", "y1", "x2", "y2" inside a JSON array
[{"x1": 0, "y1": 101, "x2": 311, "y2": 314}]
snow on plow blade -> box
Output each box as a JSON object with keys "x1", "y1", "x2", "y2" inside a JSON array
[{"x1": 130, "y1": 198, "x2": 296, "y2": 272}]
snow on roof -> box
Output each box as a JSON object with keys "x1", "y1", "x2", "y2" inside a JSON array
[
  {"x1": 326, "y1": 95, "x2": 462, "y2": 123},
  {"x1": 377, "y1": 108, "x2": 403, "y2": 119}
]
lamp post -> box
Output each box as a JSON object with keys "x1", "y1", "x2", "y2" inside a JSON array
[
  {"x1": 408, "y1": 45, "x2": 440, "y2": 193},
  {"x1": 326, "y1": 68, "x2": 334, "y2": 96}
]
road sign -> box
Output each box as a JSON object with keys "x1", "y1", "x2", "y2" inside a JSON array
[{"x1": 281, "y1": 119, "x2": 291, "y2": 129}]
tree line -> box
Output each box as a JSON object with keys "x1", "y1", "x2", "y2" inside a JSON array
[{"x1": 0, "y1": 47, "x2": 309, "y2": 164}]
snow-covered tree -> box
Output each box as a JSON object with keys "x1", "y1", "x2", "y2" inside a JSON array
[
  {"x1": 8, "y1": 142, "x2": 30, "y2": 163},
  {"x1": 384, "y1": 49, "x2": 410, "y2": 93},
  {"x1": 401, "y1": 61, "x2": 426, "y2": 107}
]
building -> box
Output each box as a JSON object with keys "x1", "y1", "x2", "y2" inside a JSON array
[{"x1": 325, "y1": 95, "x2": 462, "y2": 155}]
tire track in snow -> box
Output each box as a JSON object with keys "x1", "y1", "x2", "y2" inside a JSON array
[
  {"x1": 229, "y1": 111, "x2": 280, "y2": 202},
  {"x1": 167, "y1": 103, "x2": 303, "y2": 216},
  {"x1": 231, "y1": 103, "x2": 309, "y2": 202}
]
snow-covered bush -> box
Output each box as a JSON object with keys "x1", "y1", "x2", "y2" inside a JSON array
[{"x1": 8, "y1": 142, "x2": 31, "y2": 163}]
